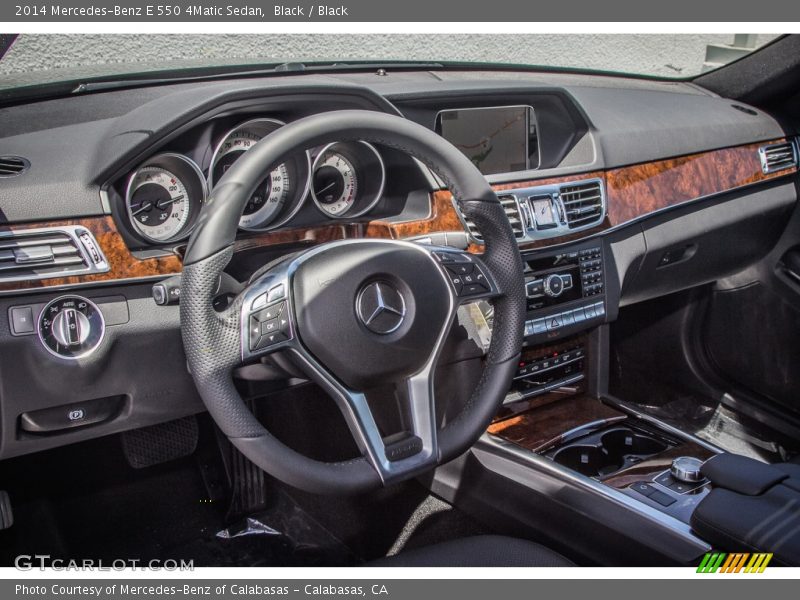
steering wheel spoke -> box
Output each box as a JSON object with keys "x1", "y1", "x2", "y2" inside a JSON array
[{"x1": 287, "y1": 346, "x2": 441, "y2": 485}]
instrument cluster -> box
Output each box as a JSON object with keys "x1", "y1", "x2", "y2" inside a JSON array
[{"x1": 119, "y1": 116, "x2": 387, "y2": 245}]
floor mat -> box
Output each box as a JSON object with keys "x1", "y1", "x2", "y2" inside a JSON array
[{"x1": 0, "y1": 430, "x2": 356, "y2": 567}]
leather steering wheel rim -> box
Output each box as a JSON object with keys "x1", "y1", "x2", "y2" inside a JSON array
[{"x1": 180, "y1": 109, "x2": 525, "y2": 494}]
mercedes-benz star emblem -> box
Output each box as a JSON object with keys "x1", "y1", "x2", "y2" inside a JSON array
[{"x1": 356, "y1": 281, "x2": 407, "y2": 335}]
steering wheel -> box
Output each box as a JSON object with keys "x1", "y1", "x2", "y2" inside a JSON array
[{"x1": 180, "y1": 110, "x2": 525, "y2": 494}]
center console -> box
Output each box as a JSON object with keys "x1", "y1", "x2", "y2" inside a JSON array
[{"x1": 445, "y1": 235, "x2": 720, "y2": 565}]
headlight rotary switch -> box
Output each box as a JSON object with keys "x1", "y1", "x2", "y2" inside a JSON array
[{"x1": 38, "y1": 296, "x2": 105, "y2": 359}]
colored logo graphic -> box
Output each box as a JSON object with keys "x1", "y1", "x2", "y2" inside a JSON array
[{"x1": 697, "y1": 552, "x2": 773, "y2": 573}]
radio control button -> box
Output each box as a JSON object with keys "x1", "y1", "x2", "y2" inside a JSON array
[
  {"x1": 544, "y1": 274, "x2": 564, "y2": 297},
  {"x1": 525, "y1": 279, "x2": 544, "y2": 298}
]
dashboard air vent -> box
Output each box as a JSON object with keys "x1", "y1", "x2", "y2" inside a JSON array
[
  {"x1": 0, "y1": 156, "x2": 30, "y2": 178},
  {"x1": 458, "y1": 194, "x2": 524, "y2": 242},
  {"x1": 560, "y1": 181, "x2": 604, "y2": 229},
  {"x1": 759, "y1": 141, "x2": 798, "y2": 174},
  {"x1": 0, "y1": 226, "x2": 109, "y2": 283}
]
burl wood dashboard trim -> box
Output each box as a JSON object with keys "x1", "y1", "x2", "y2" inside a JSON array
[
  {"x1": 0, "y1": 216, "x2": 183, "y2": 293},
  {"x1": 1, "y1": 138, "x2": 795, "y2": 293}
]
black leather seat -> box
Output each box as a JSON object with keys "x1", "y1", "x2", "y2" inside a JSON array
[{"x1": 368, "y1": 535, "x2": 574, "y2": 567}]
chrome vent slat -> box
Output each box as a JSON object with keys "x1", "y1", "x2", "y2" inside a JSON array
[
  {"x1": 0, "y1": 226, "x2": 110, "y2": 284},
  {"x1": 461, "y1": 194, "x2": 525, "y2": 240},
  {"x1": 561, "y1": 181, "x2": 604, "y2": 230},
  {"x1": 566, "y1": 213, "x2": 603, "y2": 226},
  {"x1": 759, "y1": 142, "x2": 798, "y2": 174},
  {"x1": 0, "y1": 156, "x2": 30, "y2": 177},
  {"x1": 0, "y1": 256, "x2": 86, "y2": 272},
  {"x1": 453, "y1": 177, "x2": 605, "y2": 244},
  {"x1": 0, "y1": 234, "x2": 73, "y2": 251}
]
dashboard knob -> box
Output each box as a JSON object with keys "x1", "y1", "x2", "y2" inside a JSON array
[
  {"x1": 38, "y1": 296, "x2": 105, "y2": 360},
  {"x1": 50, "y1": 308, "x2": 90, "y2": 347},
  {"x1": 543, "y1": 274, "x2": 565, "y2": 297},
  {"x1": 670, "y1": 456, "x2": 705, "y2": 483}
]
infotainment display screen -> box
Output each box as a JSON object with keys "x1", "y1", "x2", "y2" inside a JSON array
[{"x1": 436, "y1": 106, "x2": 533, "y2": 175}]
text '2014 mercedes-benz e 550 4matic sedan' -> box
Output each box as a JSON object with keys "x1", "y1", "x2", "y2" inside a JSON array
[{"x1": 1, "y1": 33, "x2": 800, "y2": 568}]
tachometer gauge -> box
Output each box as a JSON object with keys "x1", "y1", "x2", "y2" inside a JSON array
[
  {"x1": 311, "y1": 141, "x2": 386, "y2": 219},
  {"x1": 209, "y1": 118, "x2": 311, "y2": 231},
  {"x1": 125, "y1": 154, "x2": 206, "y2": 243}
]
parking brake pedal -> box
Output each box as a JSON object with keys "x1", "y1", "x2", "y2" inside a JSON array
[{"x1": 0, "y1": 491, "x2": 13, "y2": 529}]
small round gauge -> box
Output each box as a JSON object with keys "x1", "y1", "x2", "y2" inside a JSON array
[
  {"x1": 311, "y1": 141, "x2": 386, "y2": 219},
  {"x1": 209, "y1": 118, "x2": 310, "y2": 231},
  {"x1": 125, "y1": 154, "x2": 206, "y2": 243},
  {"x1": 312, "y1": 152, "x2": 358, "y2": 216}
]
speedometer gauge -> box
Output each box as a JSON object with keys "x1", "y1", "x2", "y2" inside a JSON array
[
  {"x1": 311, "y1": 141, "x2": 386, "y2": 219},
  {"x1": 125, "y1": 153, "x2": 206, "y2": 244},
  {"x1": 209, "y1": 118, "x2": 310, "y2": 231}
]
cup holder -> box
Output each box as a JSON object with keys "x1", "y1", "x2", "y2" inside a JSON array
[
  {"x1": 552, "y1": 445, "x2": 623, "y2": 477},
  {"x1": 601, "y1": 429, "x2": 668, "y2": 457},
  {"x1": 551, "y1": 426, "x2": 670, "y2": 478}
]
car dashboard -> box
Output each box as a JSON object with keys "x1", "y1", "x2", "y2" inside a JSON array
[{"x1": 0, "y1": 67, "x2": 797, "y2": 462}]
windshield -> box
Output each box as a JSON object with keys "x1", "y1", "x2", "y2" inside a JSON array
[{"x1": 0, "y1": 33, "x2": 780, "y2": 92}]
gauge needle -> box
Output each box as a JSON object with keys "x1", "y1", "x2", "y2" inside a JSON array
[
  {"x1": 157, "y1": 195, "x2": 183, "y2": 209},
  {"x1": 131, "y1": 201, "x2": 153, "y2": 216},
  {"x1": 314, "y1": 181, "x2": 336, "y2": 196}
]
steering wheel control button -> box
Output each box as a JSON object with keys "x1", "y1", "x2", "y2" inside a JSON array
[
  {"x1": 433, "y1": 251, "x2": 455, "y2": 263},
  {"x1": 267, "y1": 284, "x2": 286, "y2": 302},
  {"x1": 249, "y1": 301, "x2": 291, "y2": 351},
  {"x1": 356, "y1": 281, "x2": 407, "y2": 335},
  {"x1": 446, "y1": 263, "x2": 474, "y2": 276},
  {"x1": 251, "y1": 293, "x2": 268, "y2": 311},
  {"x1": 38, "y1": 296, "x2": 105, "y2": 360}
]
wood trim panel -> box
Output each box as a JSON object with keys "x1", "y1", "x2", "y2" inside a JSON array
[
  {"x1": 605, "y1": 139, "x2": 794, "y2": 225},
  {"x1": 487, "y1": 395, "x2": 625, "y2": 453},
  {"x1": 1, "y1": 139, "x2": 795, "y2": 293},
  {"x1": 601, "y1": 442, "x2": 714, "y2": 490},
  {"x1": 0, "y1": 216, "x2": 182, "y2": 293}
]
